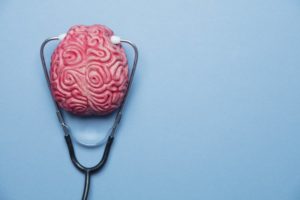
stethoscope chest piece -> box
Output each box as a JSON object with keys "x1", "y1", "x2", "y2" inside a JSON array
[{"x1": 40, "y1": 24, "x2": 139, "y2": 200}]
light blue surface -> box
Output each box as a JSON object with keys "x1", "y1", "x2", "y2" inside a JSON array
[{"x1": 0, "y1": 0, "x2": 300, "y2": 199}]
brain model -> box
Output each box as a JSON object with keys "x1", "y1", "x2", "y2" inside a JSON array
[{"x1": 50, "y1": 25, "x2": 128, "y2": 115}]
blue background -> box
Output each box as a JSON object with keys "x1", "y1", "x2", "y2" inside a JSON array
[{"x1": 0, "y1": 0, "x2": 300, "y2": 199}]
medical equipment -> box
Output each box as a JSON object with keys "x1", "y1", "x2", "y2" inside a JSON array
[{"x1": 40, "y1": 25, "x2": 139, "y2": 200}]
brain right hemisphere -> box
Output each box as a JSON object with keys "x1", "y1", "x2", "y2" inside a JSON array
[{"x1": 50, "y1": 25, "x2": 129, "y2": 115}]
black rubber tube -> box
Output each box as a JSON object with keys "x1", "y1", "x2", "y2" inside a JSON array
[
  {"x1": 82, "y1": 171, "x2": 91, "y2": 200},
  {"x1": 64, "y1": 135, "x2": 114, "y2": 200}
]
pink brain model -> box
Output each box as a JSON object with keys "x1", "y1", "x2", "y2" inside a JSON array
[{"x1": 50, "y1": 25, "x2": 128, "y2": 115}]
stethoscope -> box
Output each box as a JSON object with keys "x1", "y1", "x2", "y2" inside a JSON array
[{"x1": 40, "y1": 33, "x2": 138, "y2": 200}]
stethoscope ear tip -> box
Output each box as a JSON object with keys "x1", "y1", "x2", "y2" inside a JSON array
[
  {"x1": 111, "y1": 35, "x2": 121, "y2": 44},
  {"x1": 57, "y1": 33, "x2": 67, "y2": 40}
]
